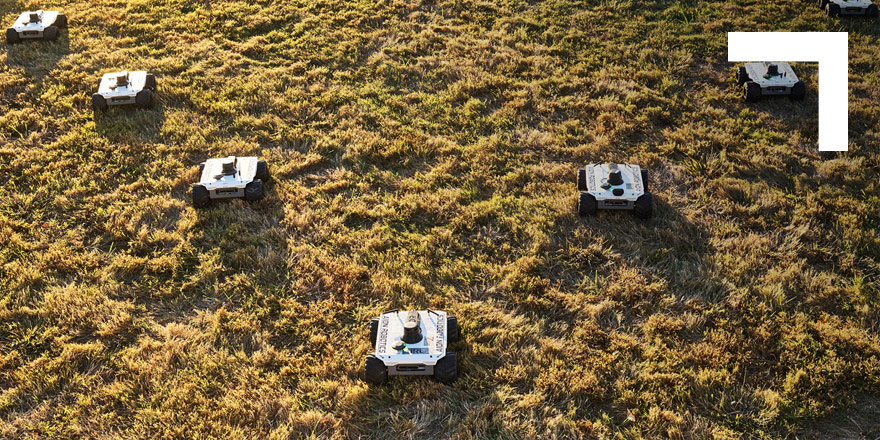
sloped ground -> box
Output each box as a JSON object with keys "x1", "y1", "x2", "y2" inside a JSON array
[{"x1": 1, "y1": 0, "x2": 878, "y2": 438}]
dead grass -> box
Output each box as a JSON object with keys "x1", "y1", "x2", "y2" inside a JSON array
[{"x1": 1, "y1": 0, "x2": 879, "y2": 438}]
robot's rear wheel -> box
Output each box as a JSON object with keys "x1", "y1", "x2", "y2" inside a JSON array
[
  {"x1": 736, "y1": 66, "x2": 748, "y2": 85},
  {"x1": 447, "y1": 316, "x2": 460, "y2": 342},
  {"x1": 577, "y1": 169, "x2": 588, "y2": 192},
  {"x1": 867, "y1": 4, "x2": 878, "y2": 17},
  {"x1": 54, "y1": 14, "x2": 68, "y2": 29},
  {"x1": 256, "y1": 160, "x2": 270, "y2": 180},
  {"x1": 364, "y1": 355, "x2": 388, "y2": 385},
  {"x1": 369, "y1": 318, "x2": 379, "y2": 346},
  {"x1": 145, "y1": 74, "x2": 157, "y2": 91}
]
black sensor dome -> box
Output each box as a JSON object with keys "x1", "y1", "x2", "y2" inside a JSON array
[
  {"x1": 402, "y1": 311, "x2": 423, "y2": 344},
  {"x1": 608, "y1": 170, "x2": 624, "y2": 186}
]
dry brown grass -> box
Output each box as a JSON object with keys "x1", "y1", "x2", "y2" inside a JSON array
[{"x1": 1, "y1": 0, "x2": 879, "y2": 438}]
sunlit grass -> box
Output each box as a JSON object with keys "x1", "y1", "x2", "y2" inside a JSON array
[{"x1": 1, "y1": 0, "x2": 878, "y2": 438}]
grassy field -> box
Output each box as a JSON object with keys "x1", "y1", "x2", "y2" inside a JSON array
[{"x1": 1, "y1": 0, "x2": 879, "y2": 438}]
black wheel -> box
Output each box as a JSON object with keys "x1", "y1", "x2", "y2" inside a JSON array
[
  {"x1": 818, "y1": 0, "x2": 828, "y2": 7},
  {"x1": 434, "y1": 352, "x2": 457, "y2": 384},
  {"x1": 91, "y1": 93, "x2": 108, "y2": 111},
  {"x1": 640, "y1": 169, "x2": 649, "y2": 192},
  {"x1": 256, "y1": 160, "x2": 270, "y2": 180},
  {"x1": 867, "y1": 4, "x2": 878, "y2": 17},
  {"x1": 737, "y1": 66, "x2": 748, "y2": 85},
  {"x1": 369, "y1": 318, "x2": 379, "y2": 347},
  {"x1": 54, "y1": 13, "x2": 68, "y2": 29},
  {"x1": 447, "y1": 316, "x2": 459, "y2": 343},
  {"x1": 578, "y1": 192, "x2": 597, "y2": 216},
  {"x1": 577, "y1": 169, "x2": 588, "y2": 191},
  {"x1": 6, "y1": 28, "x2": 19, "y2": 44},
  {"x1": 192, "y1": 184, "x2": 211, "y2": 208},
  {"x1": 633, "y1": 193, "x2": 653, "y2": 219},
  {"x1": 145, "y1": 74, "x2": 157, "y2": 91},
  {"x1": 365, "y1": 355, "x2": 388, "y2": 385},
  {"x1": 135, "y1": 89, "x2": 153, "y2": 108},
  {"x1": 198, "y1": 162, "x2": 205, "y2": 176},
  {"x1": 43, "y1": 26, "x2": 58, "y2": 41},
  {"x1": 744, "y1": 82, "x2": 761, "y2": 102},
  {"x1": 244, "y1": 180, "x2": 263, "y2": 201},
  {"x1": 790, "y1": 81, "x2": 806, "y2": 101},
  {"x1": 827, "y1": 3, "x2": 840, "y2": 16}
]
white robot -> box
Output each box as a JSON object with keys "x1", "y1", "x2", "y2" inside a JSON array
[
  {"x1": 577, "y1": 163, "x2": 652, "y2": 219},
  {"x1": 192, "y1": 156, "x2": 269, "y2": 207},
  {"x1": 737, "y1": 62, "x2": 806, "y2": 102},
  {"x1": 819, "y1": 0, "x2": 878, "y2": 17},
  {"x1": 365, "y1": 310, "x2": 460, "y2": 384},
  {"x1": 92, "y1": 71, "x2": 157, "y2": 111},
  {"x1": 6, "y1": 10, "x2": 67, "y2": 44}
]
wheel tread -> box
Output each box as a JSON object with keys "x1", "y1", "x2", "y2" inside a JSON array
[
  {"x1": 433, "y1": 352, "x2": 457, "y2": 384},
  {"x1": 365, "y1": 355, "x2": 388, "y2": 385}
]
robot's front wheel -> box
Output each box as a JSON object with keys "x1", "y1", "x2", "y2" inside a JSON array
[
  {"x1": 135, "y1": 89, "x2": 153, "y2": 108},
  {"x1": 364, "y1": 355, "x2": 388, "y2": 385},
  {"x1": 633, "y1": 193, "x2": 653, "y2": 220},
  {"x1": 434, "y1": 352, "x2": 458, "y2": 384},
  {"x1": 826, "y1": 3, "x2": 840, "y2": 16},
  {"x1": 578, "y1": 192, "x2": 597, "y2": 216},
  {"x1": 245, "y1": 180, "x2": 264, "y2": 201},
  {"x1": 91, "y1": 93, "x2": 108, "y2": 111},
  {"x1": 192, "y1": 184, "x2": 211, "y2": 208},
  {"x1": 867, "y1": 4, "x2": 879, "y2": 17},
  {"x1": 743, "y1": 82, "x2": 761, "y2": 102},
  {"x1": 6, "y1": 28, "x2": 19, "y2": 44},
  {"x1": 43, "y1": 26, "x2": 59, "y2": 41}
]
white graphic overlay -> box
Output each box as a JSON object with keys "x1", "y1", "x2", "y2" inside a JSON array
[{"x1": 728, "y1": 32, "x2": 848, "y2": 151}]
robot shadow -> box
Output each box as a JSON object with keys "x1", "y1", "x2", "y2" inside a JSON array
[
  {"x1": 188, "y1": 175, "x2": 286, "y2": 275},
  {"x1": 4, "y1": 29, "x2": 71, "y2": 75},
  {"x1": 830, "y1": 14, "x2": 880, "y2": 36},
  {"x1": 93, "y1": 98, "x2": 167, "y2": 144},
  {"x1": 118, "y1": 177, "x2": 286, "y2": 323},
  {"x1": 569, "y1": 193, "x2": 723, "y2": 303},
  {"x1": 737, "y1": 63, "x2": 818, "y2": 136}
]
